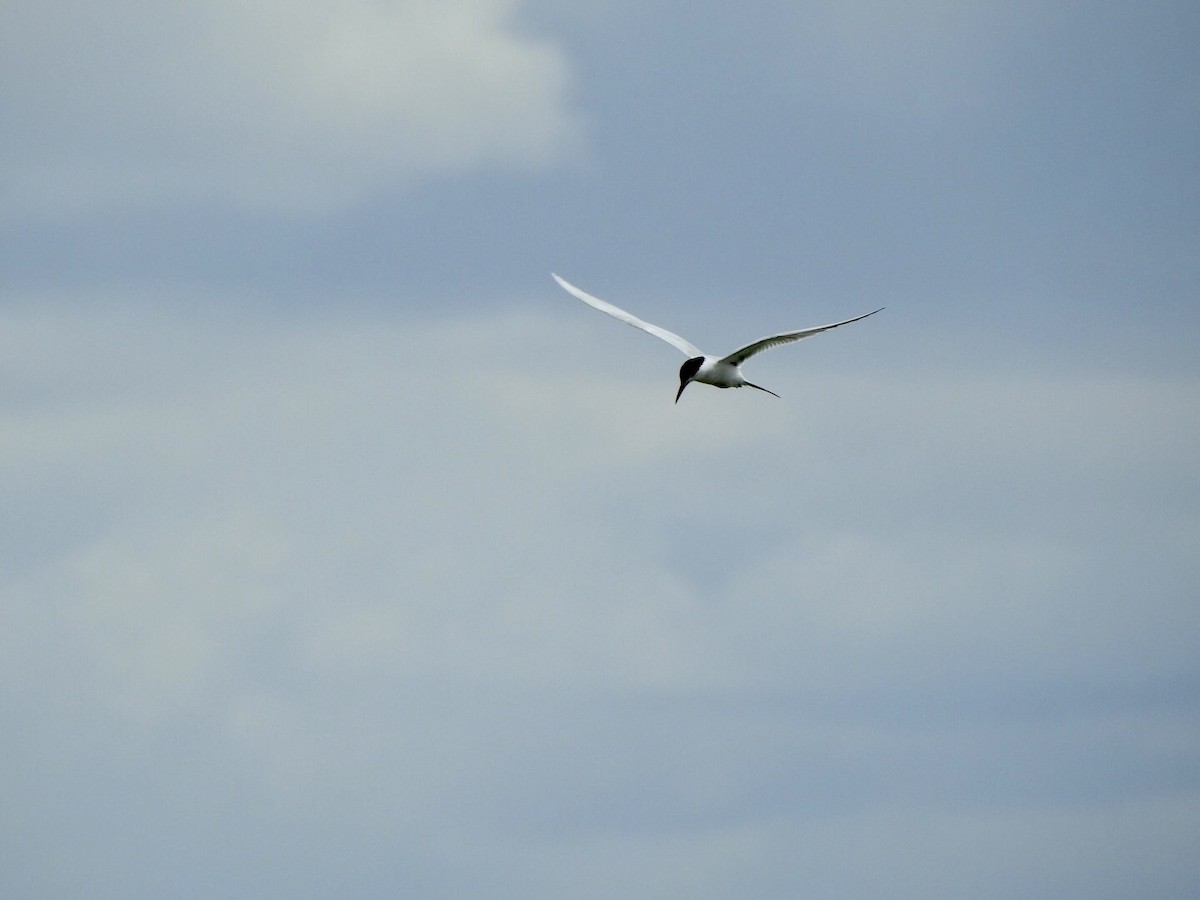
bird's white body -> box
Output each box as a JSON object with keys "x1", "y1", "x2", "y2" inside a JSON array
[
  {"x1": 552, "y1": 273, "x2": 882, "y2": 403},
  {"x1": 689, "y1": 356, "x2": 753, "y2": 389}
]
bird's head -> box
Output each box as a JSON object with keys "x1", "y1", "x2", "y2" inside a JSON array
[{"x1": 676, "y1": 357, "x2": 704, "y2": 403}]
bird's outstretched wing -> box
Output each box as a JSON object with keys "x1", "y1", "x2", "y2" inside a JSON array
[
  {"x1": 552, "y1": 274, "x2": 702, "y2": 358},
  {"x1": 719, "y1": 308, "x2": 883, "y2": 367}
]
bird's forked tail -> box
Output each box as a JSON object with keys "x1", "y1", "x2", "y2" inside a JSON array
[{"x1": 743, "y1": 381, "x2": 780, "y2": 399}]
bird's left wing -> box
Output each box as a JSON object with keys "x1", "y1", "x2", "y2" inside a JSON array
[
  {"x1": 719, "y1": 308, "x2": 884, "y2": 367},
  {"x1": 552, "y1": 274, "x2": 702, "y2": 358}
]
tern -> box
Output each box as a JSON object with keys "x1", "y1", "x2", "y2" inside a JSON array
[{"x1": 552, "y1": 273, "x2": 883, "y2": 403}]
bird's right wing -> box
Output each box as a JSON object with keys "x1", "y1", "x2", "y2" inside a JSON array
[{"x1": 552, "y1": 274, "x2": 702, "y2": 358}]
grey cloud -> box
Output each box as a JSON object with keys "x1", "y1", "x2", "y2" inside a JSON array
[
  {"x1": 3, "y1": 3, "x2": 1198, "y2": 895},
  {"x1": 2, "y1": 295, "x2": 1196, "y2": 896}
]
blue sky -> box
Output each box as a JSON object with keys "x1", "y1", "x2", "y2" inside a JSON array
[{"x1": 3, "y1": 2, "x2": 1198, "y2": 897}]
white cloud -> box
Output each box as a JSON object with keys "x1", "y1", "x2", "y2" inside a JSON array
[{"x1": 0, "y1": 0, "x2": 583, "y2": 216}]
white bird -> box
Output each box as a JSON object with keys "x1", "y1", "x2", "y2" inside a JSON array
[{"x1": 552, "y1": 273, "x2": 883, "y2": 403}]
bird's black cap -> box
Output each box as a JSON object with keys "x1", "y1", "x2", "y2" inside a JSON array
[{"x1": 676, "y1": 357, "x2": 704, "y2": 403}]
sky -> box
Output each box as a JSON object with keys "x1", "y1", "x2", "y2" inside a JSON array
[{"x1": 2, "y1": 1, "x2": 1198, "y2": 897}]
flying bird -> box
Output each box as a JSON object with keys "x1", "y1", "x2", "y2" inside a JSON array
[{"x1": 552, "y1": 273, "x2": 883, "y2": 403}]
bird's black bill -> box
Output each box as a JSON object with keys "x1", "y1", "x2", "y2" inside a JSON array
[
  {"x1": 744, "y1": 381, "x2": 781, "y2": 398},
  {"x1": 675, "y1": 381, "x2": 689, "y2": 403}
]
